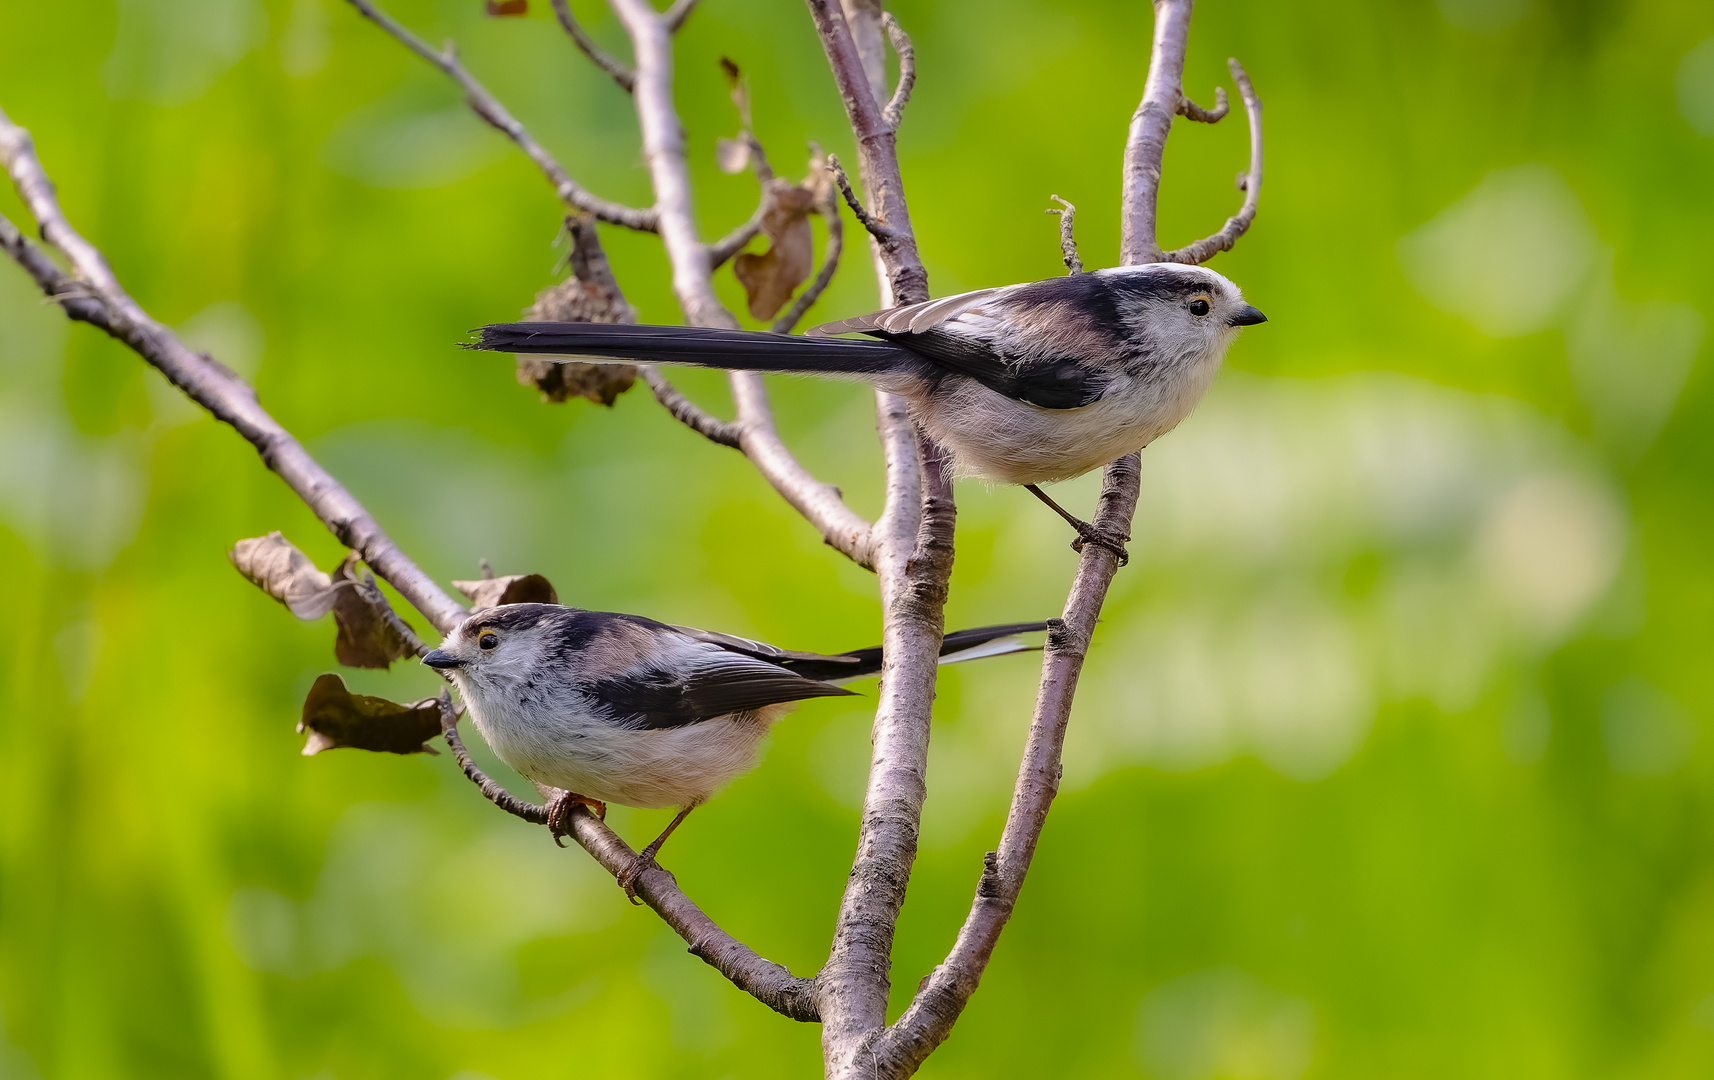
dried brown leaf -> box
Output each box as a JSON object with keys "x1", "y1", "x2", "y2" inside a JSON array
[
  {"x1": 329, "y1": 556, "x2": 417, "y2": 669},
  {"x1": 451, "y1": 574, "x2": 560, "y2": 610},
  {"x1": 485, "y1": 0, "x2": 528, "y2": 16},
  {"x1": 519, "y1": 216, "x2": 638, "y2": 406},
  {"x1": 230, "y1": 533, "x2": 415, "y2": 669},
  {"x1": 298, "y1": 673, "x2": 445, "y2": 756},
  {"x1": 230, "y1": 532, "x2": 341, "y2": 619},
  {"x1": 733, "y1": 180, "x2": 816, "y2": 320},
  {"x1": 716, "y1": 137, "x2": 751, "y2": 175}
]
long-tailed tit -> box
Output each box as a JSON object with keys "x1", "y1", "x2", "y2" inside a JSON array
[
  {"x1": 470, "y1": 264, "x2": 1266, "y2": 558},
  {"x1": 422, "y1": 603, "x2": 1046, "y2": 895}
]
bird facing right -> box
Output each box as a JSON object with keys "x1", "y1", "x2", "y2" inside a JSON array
[{"x1": 473, "y1": 263, "x2": 1266, "y2": 556}]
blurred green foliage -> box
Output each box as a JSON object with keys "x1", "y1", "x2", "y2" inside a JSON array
[{"x1": 3, "y1": 0, "x2": 1714, "y2": 1077}]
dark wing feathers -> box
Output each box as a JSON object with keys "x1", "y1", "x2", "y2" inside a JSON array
[
  {"x1": 590, "y1": 619, "x2": 1049, "y2": 729},
  {"x1": 873, "y1": 328, "x2": 1106, "y2": 410},
  {"x1": 670, "y1": 624, "x2": 862, "y2": 667},
  {"x1": 591, "y1": 648, "x2": 854, "y2": 731},
  {"x1": 815, "y1": 279, "x2": 1115, "y2": 410}
]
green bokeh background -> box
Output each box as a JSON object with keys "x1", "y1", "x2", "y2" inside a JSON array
[{"x1": 4, "y1": 0, "x2": 1714, "y2": 1076}]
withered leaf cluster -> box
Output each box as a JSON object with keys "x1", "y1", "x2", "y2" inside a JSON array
[
  {"x1": 518, "y1": 214, "x2": 639, "y2": 406},
  {"x1": 451, "y1": 573, "x2": 559, "y2": 609},
  {"x1": 299, "y1": 673, "x2": 446, "y2": 756},
  {"x1": 715, "y1": 59, "x2": 834, "y2": 323},
  {"x1": 229, "y1": 532, "x2": 416, "y2": 669},
  {"x1": 729, "y1": 154, "x2": 834, "y2": 322}
]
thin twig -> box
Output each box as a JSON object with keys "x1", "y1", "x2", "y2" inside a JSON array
[
  {"x1": 353, "y1": 572, "x2": 433, "y2": 658},
  {"x1": 438, "y1": 694, "x2": 549, "y2": 823},
  {"x1": 880, "y1": 13, "x2": 916, "y2": 130},
  {"x1": 1045, "y1": 195, "x2": 1083, "y2": 275},
  {"x1": 344, "y1": 0, "x2": 658, "y2": 232},
  {"x1": 663, "y1": 0, "x2": 700, "y2": 32},
  {"x1": 1160, "y1": 57, "x2": 1263, "y2": 264},
  {"x1": 770, "y1": 186, "x2": 844, "y2": 333},
  {"x1": 827, "y1": 154, "x2": 893, "y2": 243},
  {"x1": 0, "y1": 109, "x2": 468, "y2": 635},
  {"x1": 639, "y1": 365, "x2": 742, "y2": 447},
  {"x1": 1178, "y1": 85, "x2": 1228, "y2": 122},
  {"x1": 437, "y1": 691, "x2": 820, "y2": 1019},
  {"x1": 707, "y1": 192, "x2": 768, "y2": 269},
  {"x1": 549, "y1": 0, "x2": 636, "y2": 93}
]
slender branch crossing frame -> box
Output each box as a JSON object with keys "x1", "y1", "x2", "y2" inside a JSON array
[{"x1": 0, "y1": 0, "x2": 1260, "y2": 1074}]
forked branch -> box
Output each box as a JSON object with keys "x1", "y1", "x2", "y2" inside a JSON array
[
  {"x1": 1160, "y1": 57, "x2": 1262, "y2": 264},
  {"x1": 345, "y1": 0, "x2": 657, "y2": 232},
  {"x1": 550, "y1": 0, "x2": 636, "y2": 92},
  {"x1": 1046, "y1": 195, "x2": 1083, "y2": 275}
]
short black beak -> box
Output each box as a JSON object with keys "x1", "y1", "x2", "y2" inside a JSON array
[
  {"x1": 1229, "y1": 304, "x2": 1267, "y2": 327},
  {"x1": 422, "y1": 649, "x2": 463, "y2": 670}
]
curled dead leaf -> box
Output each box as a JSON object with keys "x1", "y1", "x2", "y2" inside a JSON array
[
  {"x1": 733, "y1": 179, "x2": 816, "y2": 320},
  {"x1": 230, "y1": 531, "x2": 341, "y2": 619},
  {"x1": 299, "y1": 673, "x2": 447, "y2": 756},
  {"x1": 229, "y1": 532, "x2": 416, "y2": 669},
  {"x1": 519, "y1": 215, "x2": 638, "y2": 405},
  {"x1": 716, "y1": 137, "x2": 751, "y2": 175},
  {"x1": 452, "y1": 573, "x2": 559, "y2": 610}
]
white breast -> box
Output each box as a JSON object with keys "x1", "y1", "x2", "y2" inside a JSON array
[
  {"x1": 917, "y1": 352, "x2": 1224, "y2": 485},
  {"x1": 455, "y1": 670, "x2": 788, "y2": 809}
]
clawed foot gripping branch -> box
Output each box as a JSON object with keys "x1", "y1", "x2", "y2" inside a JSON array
[{"x1": 0, "y1": 1, "x2": 1260, "y2": 1075}]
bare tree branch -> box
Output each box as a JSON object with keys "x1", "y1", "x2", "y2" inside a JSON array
[
  {"x1": 877, "y1": 456, "x2": 1140, "y2": 1073},
  {"x1": 1160, "y1": 57, "x2": 1263, "y2": 264},
  {"x1": 608, "y1": 0, "x2": 877, "y2": 567},
  {"x1": 1120, "y1": 0, "x2": 1194, "y2": 264},
  {"x1": 1045, "y1": 194, "x2": 1083, "y2": 275},
  {"x1": 826, "y1": 153, "x2": 894, "y2": 244},
  {"x1": 639, "y1": 365, "x2": 742, "y2": 447},
  {"x1": 549, "y1": 0, "x2": 636, "y2": 93},
  {"x1": 805, "y1": 0, "x2": 927, "y2": 305},
  {"x1": 437, "y1": 694, "x2": 821, "y2": 1021},
  {"x1": 344, "y1": 0, "x2": 658, "y2": 232},
  {"x1": 0, "y1": 109, "x2": 469, "y2": 635},
  {"x1": 880, "y1": 13, "x2": 916, "y2": 130},
  {"x1": 802, "y1": 5, "x2": 964, "y2": 1074}
]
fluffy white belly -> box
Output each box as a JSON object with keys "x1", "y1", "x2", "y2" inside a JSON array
[
  {"x1": 917, "y1": 362, "x2": 1219, "y2": 485},
  {"x1": 465, "y1": 689, "x2": 789, "y2": 809}
]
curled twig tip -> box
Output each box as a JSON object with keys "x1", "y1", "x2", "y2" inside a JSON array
[
  {"x1": 1045, "y1": 195, "x2": 1083, "y2": 274},
  {"x1": 826, "y1": 154, "x2": 893, "y2": 244},
  {"x1": 881, "y1": 12, "x2": 916, "y2": 130}
]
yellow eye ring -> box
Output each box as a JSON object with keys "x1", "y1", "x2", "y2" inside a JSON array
[
  {"x1": 1189, "y1": 297, "x2": 1212, "y2": 317},
  {"x1": 478, "y1": 631, "x2": 499, "y2": 651}
]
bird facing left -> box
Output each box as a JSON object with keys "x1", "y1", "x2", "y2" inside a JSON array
[{"x1": 422, "y1": 603, "x2": 1047, "y2": 896}]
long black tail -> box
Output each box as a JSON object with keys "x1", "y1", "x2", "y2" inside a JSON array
[
  {"x1": 470, "y1": 321, "x2": 917, "y2": 378},
  {"x1": 782, "y1": 621, "x2": 1051, "y2": 683}
]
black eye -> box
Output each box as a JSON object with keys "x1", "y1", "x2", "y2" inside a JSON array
[
  {"x1": 478, "y1": 631, "x2": 498, "y2": 651},
  {"x1": 1189, "y1": 298, "x2": 1211, "y2": 317}
]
